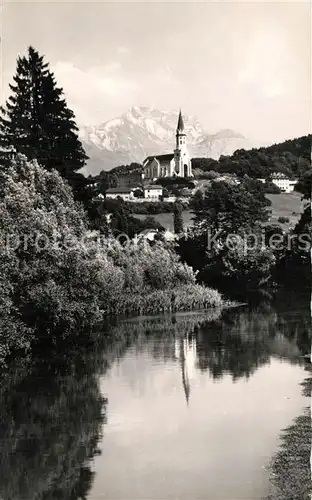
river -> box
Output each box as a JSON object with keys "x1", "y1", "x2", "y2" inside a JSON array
[{"x1": 0, "y1": 291, "x2": 310, "y2": 499}]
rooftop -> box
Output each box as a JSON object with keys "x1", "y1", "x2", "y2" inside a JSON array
[
  {"x1": 144, "y1": 184, "x2": 163, "y2": 190},
  {"x1": 144, "y1": 153, "x2": 174, "y2": 165},
  {"x1": 271, "y1": 172, "x2": 291, "y2": 179}
]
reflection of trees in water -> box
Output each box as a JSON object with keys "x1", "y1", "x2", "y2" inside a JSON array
[
  {"x1": 115, "y1": 302, "x2": 310, "y2": 383},
  {"x1": 195, "y1": 304, "x2": 310, "y2": 380},
  {"x1": 0, "y1": 336, "x2": 129, "y2": 500},
  {"x1": 110, "y1": 311, "x2": 222, "y2": 362}
]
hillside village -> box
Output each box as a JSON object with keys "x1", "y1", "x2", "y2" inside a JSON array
[{"x1": 91, "y1": 110, "x2": 302, "y2": 204}]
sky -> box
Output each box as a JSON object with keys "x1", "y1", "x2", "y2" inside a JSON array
[{"x1": 2, "y1": 0, "x2": 311, "y2": 144}]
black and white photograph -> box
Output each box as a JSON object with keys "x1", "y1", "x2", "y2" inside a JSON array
[{"x1": 0, "y1": 1, "x2": 311, "y2": 499}]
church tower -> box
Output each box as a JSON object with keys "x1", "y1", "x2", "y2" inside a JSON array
[{"x1": 174, "y1": 110, "x2": 193, "y2": 177}]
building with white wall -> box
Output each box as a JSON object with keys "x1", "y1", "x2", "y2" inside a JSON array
[
  {"x1": 143, "y1": 184, "x2": 163, "y2": 200},
  {"x1": 142, "y1": 110, "x2": 193, "y2": 181},
  {"x1": 105, "y1": 187, "x2": 135, "y2": 201},
  {"x1": 271, "y1": 173, "x2": 298, "y2": 193}
]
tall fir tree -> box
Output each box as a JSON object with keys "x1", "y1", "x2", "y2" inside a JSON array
[
  {"x1": 0, "y1": 46, "x2": 88, "y2": 194},
  {"x1": 173, "y1": 201, "x2": 184, "y2": 234}
]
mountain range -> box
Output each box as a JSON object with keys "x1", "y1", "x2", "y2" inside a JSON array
[{"x1": 78, "y1": 107, "x2": 256, "y2": 175}]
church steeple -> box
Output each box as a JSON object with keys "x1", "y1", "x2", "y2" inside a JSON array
[
  {"x1": 175, "y1": 109, "x2": 186, "y2": 152},
  {"x1": 177, "y1": 109, "x2": 185, "y2": 133}
]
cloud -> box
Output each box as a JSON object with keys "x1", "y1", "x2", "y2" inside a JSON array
[
  {"x1": 50, "y1": 61, "x2": 186, "y2": 124},
  {"x1": 51, "y1": 61, "x2": 138, "y2": 123}
]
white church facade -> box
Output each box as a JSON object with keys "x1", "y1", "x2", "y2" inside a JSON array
[{"x1": 142, "y1": 110, "x2": 193, "y2": 181}]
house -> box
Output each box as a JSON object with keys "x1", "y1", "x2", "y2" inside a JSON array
[
  {"x1": 144, "y1": 184, "x2": 163, "y2": 200},
  {"x1": 105, "y1": 187, "x2": 135, "y2": 201},
  {"x1": 142, "y1": 110, "x2": 193, "y2": 181},
  {"x1": 271, "y1": 173, "x2": 298, "y2": 193}
]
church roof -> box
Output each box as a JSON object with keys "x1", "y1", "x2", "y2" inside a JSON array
[
  {"x1": 177, "y1": 110, "x2": 185, "y2": 132},
  {"x1": 144, "y1": 153, "x2": 174, "y2": 165}
]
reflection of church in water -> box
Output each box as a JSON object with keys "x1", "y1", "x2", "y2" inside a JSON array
[{"x1": 174, "y1": 335, "x2": 197, "y2": 405}]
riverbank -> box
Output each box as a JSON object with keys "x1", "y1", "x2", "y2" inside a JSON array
[
  {"x1": 112, "y1": 284, "x2": 232, "y2": 316},
  {"x1": 0, "y1": 282, "x2": 231, "y2": 367},
  {"x1": 266, "y1": 373, "x2": 311, "y2": 500}
]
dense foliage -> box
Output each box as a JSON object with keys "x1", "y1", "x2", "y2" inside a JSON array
[
  {"x1": 191, "y1": 178, "x2": 270, "y2": 232},
  {"x1": 177, "y1": 178, "x2": 275, "y2": 290},
  {"x1": 104, "y1": 197, "x2": 176, "y2": 214},
  {"x1": 274, "y1": 174, "x2": 311, "y2": 286},
  {"x1": 0, "y1": 155, "x2": 223, "y2": 364},
  {"x1": 294, "y1": 168, "x2": 312, "y2": 200},
  {"x1": 87, "y1": 170, "x2": 118, "y2": 196},
  {"x1": 192, "y1": 135, "x2": 311, "y2": 179},
  {"x1": 86, "y1": 197, "x2": 166, "y2": 236},
  {"x1": 110, "y1": 162, "x2": 143, "y2": 177}
]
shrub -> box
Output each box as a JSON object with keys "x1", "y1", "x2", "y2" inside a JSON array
[
  {"x1": 264, "y1": 182, "x2": 281, "y2": 194},
  {"x1": 114, "y1": 284, "x2": 224, "y2": 316}
]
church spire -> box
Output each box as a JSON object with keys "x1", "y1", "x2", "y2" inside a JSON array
[{"x1": 177, "y1": 109, "x2": 185, "y2": 133}]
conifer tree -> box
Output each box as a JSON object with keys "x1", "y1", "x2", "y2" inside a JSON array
[
  {"x1": 173, "y1": 201, "x2": 184, "y2": 234},
  {"x1": 0, "y1": 46, "x2": 88, "y2": 187}
]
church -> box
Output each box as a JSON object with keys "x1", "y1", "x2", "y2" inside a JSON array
[{"x1": 142, "y1": 110, "x2": 193, "y2": 181}]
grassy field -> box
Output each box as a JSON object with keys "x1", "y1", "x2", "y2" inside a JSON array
[
  {"x1": 266, "y1": 192, "x2": 303, "y2": 225},
  {"x1": 136, "y1": 193, "x2": 304, "y2": 231}
]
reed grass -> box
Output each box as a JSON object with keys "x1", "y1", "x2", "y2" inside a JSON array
[{"x1": 111, "y1": 284, "x2": 229, "y2": 317}]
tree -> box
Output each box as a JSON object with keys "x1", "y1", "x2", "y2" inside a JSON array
[
  {"x1": 0, "y1": 46, "x2": 88, "y2": 193},
  {"x1": 95, "y1": 170, "x2": 118, "y2": 195},
  {"x1": 274, "y1": 169, "x2": 311, "y2": 287},
  {"x1": 191, "y1": 158, "x2": 219, "y2": 172},
  {"x1": 133, "y1": 188, "x2": 144, "y2": 198},
  {"x1": 0, "y1": 155, "x2": 104, "y2": 351},
  {"x1": 295, "y1": 169, "x2": 312, "y2": 201},
  {"x1": 191, "y1": 179, "x2": 270, "y2": 234},
  {"x1": 177, "y1": 178, "x2": 274, "y2": 291},
  {"x1": 86, "y1": 198, "x2": 109, "y2": 234},
  {"x1": 173, "y1": 201, "x2": 184, "y2": 234}
]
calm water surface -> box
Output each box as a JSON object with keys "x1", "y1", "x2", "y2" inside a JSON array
[{"x1": 0, "y1": 293, "x2": 310, "y2": 500}]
